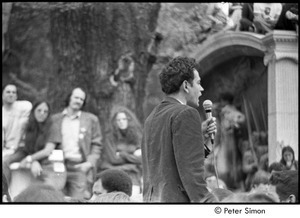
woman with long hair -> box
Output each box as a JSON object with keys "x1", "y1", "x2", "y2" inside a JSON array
[
  {"x1": 5, "y1": 101, "x2": 65, "y2": 190},
  {"x1": 111, "y1": 109, "x2": 142, "y2": 155},
  {"x1": 279, "y1": 146, "x2": 298, "y2": 170},
  {"x1": 99, "y1": 105, "x2": 143, "y2": 195}
]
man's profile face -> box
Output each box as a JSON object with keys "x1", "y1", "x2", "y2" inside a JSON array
[
  {"x1": 186, "y1": 69, "x2": 204, "y2": 107},
  {"x1": 68, "y1": 88, "x2": 86, "y2": 111},
  {"x1": 2, "y1": 85, "x2": 17, "y2": 105},
  {"x1": 90, "y1": 179, "x2": 107, "y2": 201}
]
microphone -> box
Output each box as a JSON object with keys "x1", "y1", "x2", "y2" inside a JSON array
[
  {"x1": 203, "y1": 100, "x2": 219, "y2": 187},
  {"x1": 203, "y1": 99, "x2": 214, "y2": 143}
]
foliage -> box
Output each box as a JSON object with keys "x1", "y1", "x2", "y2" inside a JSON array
[{"x1": 156, "y1": 3, "x2": 216, "y2": 58}]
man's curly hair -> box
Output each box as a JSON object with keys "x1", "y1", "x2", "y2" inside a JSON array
[
  {"x1": 96, "y1": 169, "x2": 133, "y2": 196},
  {"x1": 159, "y1": 56, "x2": 197, "y2": 94}
]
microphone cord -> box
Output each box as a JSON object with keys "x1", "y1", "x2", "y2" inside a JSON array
[{"x1": 211, "y1": 138, "x2": 220, "y2": 189}]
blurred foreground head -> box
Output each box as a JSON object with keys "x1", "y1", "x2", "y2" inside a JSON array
[
  {"x1": 14, "y1": 184, "x2": 66, "y2": 202},
  {"x1": 269, "y1": 170, "x2": 298, "y2": 202},
  {"x1": 221, "y1": 191, "x2": 280, "y2": 203}
]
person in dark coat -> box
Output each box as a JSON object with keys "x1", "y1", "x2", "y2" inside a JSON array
[
  {"x1": 240, "y1": 3, "x2": 255, "y2": 32},
  {"x1": 275, "y1": 3, "x2": 298, "y2": 31},
  {"x1": 141, "y1": 56, "x2": 217, "y2": 202}
]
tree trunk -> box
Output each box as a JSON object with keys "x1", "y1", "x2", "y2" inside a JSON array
[
  {"x1": 2, "y1": 2, "x2": 13, "y2": 54},
  {"x1": 2, "y1": 2, "x2": 161, "y2": 137}
]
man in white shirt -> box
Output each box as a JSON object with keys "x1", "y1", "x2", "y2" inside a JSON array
[
  {"x1": 253, "y1": 3, "x2": 282, "y2": 34},
  {"x1": 47, "y1": 87, "x2": 103, "y2": 200},
  {"x1": 2, "y1": 84, "x2": 32, "y2": 160}
]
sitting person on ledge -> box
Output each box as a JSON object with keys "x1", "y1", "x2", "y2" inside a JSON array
[{"x1": 252, "y1": 3, "x2": 282, "y2": 34}]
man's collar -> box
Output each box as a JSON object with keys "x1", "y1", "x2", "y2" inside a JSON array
[
  {"x1": 176, "y1": 98, "x2": 185, "y2": 105},
  {"x1": 166, "y1": 96, "x2": 186, "y2": 105},
  {"x1": 62, "y1": 109, "x2": 81, "y2": 118}
]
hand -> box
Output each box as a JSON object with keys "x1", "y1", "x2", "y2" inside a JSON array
[
  {"x1": 118, "y1": 151, "x2": 127, "y2": 158},
  {"x1": 215, "y1": 20, "x2": 222, "y2": 25},
  {"x1": 133, "y1": 149, "x2": 141, "y2": 157},
  {"x1": 248, "y1": 25, "x2": 255, "y2": 32},
  {"x1": 286, "y1": 11, "x2": 298, "y2": 21},
  {"x1": 2, "y1": 149, "x2": 15, "y2": 159},
  {"x1": 117, "y1": 143, "x2": 127, "y2": 152},
  {"x1": 74, "y1": 162, "x2": 92, "y2": 173},
  {"x1": 202, "y1": 117, "x2": 217, "y2": 140},
  {"x1": 117, "y1": 143, "x2": 136, "y2": 154},
  {"x1": 31, "y1": 161, "x2": 42, "y2": 178},
  {"x1": 19, "y1": 158, "x2": 30, "y2": 168}
]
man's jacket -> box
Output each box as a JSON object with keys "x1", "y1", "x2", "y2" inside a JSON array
[
  {"x1": 47, "y1": 111, "x2": 103, "y2": 171},
  {"x1": 142, "y1": 97, "x2": 209, "y2": 202}
]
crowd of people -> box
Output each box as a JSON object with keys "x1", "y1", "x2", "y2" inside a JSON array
[
  {"x1": 209, "y1": 3, "x2": 298, "y2": 34},
  {"x1": 239, "y1": 3, "x2": 298, "y2": 34},
  {"x1": 2, "y1": 55, "x2": 299, "y2": 203},
  {"x1": 2, "y1": 83, "x2": 145, "y2": 202}
]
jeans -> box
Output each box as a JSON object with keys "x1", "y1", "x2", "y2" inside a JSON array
[{"x1": 63, "y1": 160, "x2": 91, "y2": 200}]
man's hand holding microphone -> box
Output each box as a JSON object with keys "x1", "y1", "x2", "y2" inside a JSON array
[{"x1": 202, "y1": 100, "x2": 217, "y2": 146}]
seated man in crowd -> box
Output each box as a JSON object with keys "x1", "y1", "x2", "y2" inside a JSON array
[
  {"x1": 208, "y1": 3, "x2": 230, "y2": 33},
  {"x1": 253, "y1": 3, "x2": 282, "y2": 34},
  {"x1": 46, "y1": 87, "x2": 103, "y2": 200},
  {"x1": 89, "y1": 169, "x2": 132, "y2": 202},
  {"x1": 2, "y1": 84, "x2": 32, "y2": 159}
]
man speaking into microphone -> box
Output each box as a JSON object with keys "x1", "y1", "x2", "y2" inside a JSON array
[{"x1": 141, "y1": 56, "x2": 217, "y2": 202}]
